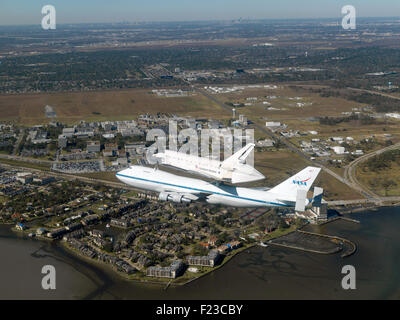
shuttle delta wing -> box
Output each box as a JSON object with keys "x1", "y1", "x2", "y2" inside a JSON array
[
  {"x1": 231, "y1": 166, "x2": 265, "y2": 184},
  {"x1": 221, "y1": 143, "x2": 265, "y2": 183}
]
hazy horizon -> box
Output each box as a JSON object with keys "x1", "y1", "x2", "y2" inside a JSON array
[
  {"x1": 1, "y1": 0, "x2": 400, "y2": 26},
  {"x1": 1, "y1": 15, "x2": 400, "y2": 28}
]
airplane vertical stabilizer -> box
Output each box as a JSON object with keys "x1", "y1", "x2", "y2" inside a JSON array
[{"x1": 269, "y1": 166, "x2": 321, "y2": 200}]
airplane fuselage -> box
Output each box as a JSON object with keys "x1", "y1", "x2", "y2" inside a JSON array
[{"x1": 116, "y1": 166, "x2": 294, "y2": 208}]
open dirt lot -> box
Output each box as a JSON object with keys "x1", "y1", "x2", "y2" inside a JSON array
[{"x1": 0, "y1": 88, "x2": 225, "y2": 125}]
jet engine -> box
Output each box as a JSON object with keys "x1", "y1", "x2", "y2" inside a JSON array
[{"x1": 158, "y1": 192, "x2": 192, "y2": 203}]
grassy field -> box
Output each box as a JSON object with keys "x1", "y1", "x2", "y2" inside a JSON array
[
  {"x1": 253, "y1": 149, "x2": 309, "y2": 186},
  {"x1": 0, "y1": 158, "x2": 51, "y2": 171},
  {"x1": 213, "y1": 85, "x2": 365, "y2": 120},
  {"x1": 0, "y1": 88, "x2": 226, "y2": 125},
  {"x1": 283, "y1": 118, "x2": 400, "y2": 144},
  {"x1": 78, "y1": 171, "x2": 120, "y2": 183},
  {"x1": 0, "y1": 83, "x2": 377, "y2": 200},
  {"x1": 253, "y1": 149, "x2": 360, "y2": 200},
  {"x1": 356, "y1": 162, "x2": 400, "y2": 197},
  {"x1": 316, "y1": 171, "x2": 362, "y2": 200},
  {"x1": 213, "y1": 85, "x2": 400, "y2": 143}
]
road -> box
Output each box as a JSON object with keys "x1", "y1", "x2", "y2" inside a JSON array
[
  {"x1": 12, "y1": 132, "x2": 24, "y2": 156},
  {"x1": 288, "y1": 84, "x2": 400, "y2": 101},
  {"x1": 327, "y1": 196, "x2": 400, "y2": 206},
  {"x1": 344, "y1": 142, "x2": 400, "y2": 200},
  {"x1": 194, "y1": 86, "x2": 363, "y2": 196},
  {"x1": 346, "y1": 87, "x2": 400, "y2": 101},
  {"x1": 3, "y1": 83, "x2": 399, "y2": 205},
  {"x1": 0, "y1": 153, "x2": 52, "y2": 165},
  {"x1": 3, "y1": 152, "x2": 400, "y2": 206},
  {"x1": 195, "y1": 84, "x2": 400, "y2": 203},
  {"x1": 0, "y1": 159, "x2": 132, "y2": 190}
]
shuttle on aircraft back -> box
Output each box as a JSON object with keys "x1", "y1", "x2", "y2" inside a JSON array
[
  {"x1": 116, "y1": 165, "x2": 322, "y2": 211},
  {"x1": 154, "y1": 143, "x2": 265, "y2": 184}
]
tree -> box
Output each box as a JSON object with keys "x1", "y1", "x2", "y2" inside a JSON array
[
  {"x1": 382, "y1": 178, "x2": 397, "y2": 196},
  {"x1": 274, "y1": 139, "x2": 283, "y2": 150},
  {"x1": 191, "y1": 244, "x2": 208, "y2": 256},
  {"x1": 278, "y1": 217, "x2": 289, "y2": 230}
]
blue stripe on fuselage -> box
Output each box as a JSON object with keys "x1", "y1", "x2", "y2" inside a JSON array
[{"x1": 115, "y1": 173, "x2": 291, "y2": 207}]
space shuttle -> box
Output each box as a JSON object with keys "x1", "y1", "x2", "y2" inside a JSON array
[{"x1": 154, "y1": 143, "x2": 265, "y2": 184}]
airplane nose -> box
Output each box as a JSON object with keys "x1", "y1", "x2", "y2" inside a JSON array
[
  {"x1": 116, "y1": 168, "x2": 129, "y2": 181},
  {"x1": 115, "y1": 172, "x2": 123, "y2": 182}
]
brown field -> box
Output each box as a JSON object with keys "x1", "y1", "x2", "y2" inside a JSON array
[
  {"x1": 0, "y1": 89, "x2": 225, "y2": 125},
  {"x1": 356, "y1": 163, "x2": 400, "y2": 197},
  {"x1": 213, "y1": 85, "x2": 364, "y2": 120},
  {"x1": 253, "y1": 149, "x2": 360, "y2": 200},
  {"x1": 78, "y1": 171, "x2": 120, "y2": 183},
  {"x1": 253, "y1": 149, "x2": 309, "y2": 186},
  {"x1": 316, "y1": 171, "x2": 362, "y2": 200},
  {"x1": 284, "y1": 119, "x2": 400, "y2": 143},
  {"x1": 0, "y1": 83, "x2": 378, "y2": 200},
  {"x1": 213, "y1": 85, "x2": 400, "y2": 142}
]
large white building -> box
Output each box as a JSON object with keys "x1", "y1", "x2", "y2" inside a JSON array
[
  {"x1": 386, "y1": 113, "x2": 400, "y2": 119},
  {"x1": 333, "y1": 146, "x2": 345, "y2": 155},
  {"x1": 266, "y1": 121, "x2": 281, "y2": 127}
]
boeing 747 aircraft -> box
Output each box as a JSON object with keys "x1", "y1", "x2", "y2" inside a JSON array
[{"x1": 116, "y1": 165, "x2": 322, "y2": 211}]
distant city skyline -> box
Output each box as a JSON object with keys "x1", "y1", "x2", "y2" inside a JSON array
[{"x1": 1, "y1": 0, "x2": 400, "y2": 26}]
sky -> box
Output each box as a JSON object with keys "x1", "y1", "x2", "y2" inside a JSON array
[{"x1": 1, "y1": 0, "x2": 400, "y2": 25}]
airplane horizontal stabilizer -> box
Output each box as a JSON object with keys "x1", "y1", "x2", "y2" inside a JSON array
[
  {"x1": 312, "y1": 187, "x2": 323, "y2": 207},
  {"x1": 295, "y1": 189, "x2": 307, "y2": 212}
]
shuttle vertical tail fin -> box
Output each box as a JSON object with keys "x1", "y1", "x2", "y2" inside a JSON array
[{"x1": 221, "y1": 143, "x2": 255, "y2": 169}]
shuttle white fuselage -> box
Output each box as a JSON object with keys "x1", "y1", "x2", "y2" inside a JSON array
[{"x1": 154, "y1": 143, "x2": 265, "y2": 184}]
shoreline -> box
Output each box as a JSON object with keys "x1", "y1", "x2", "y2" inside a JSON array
[
  {"x1": 9, "y1": 224, "x2": 260, "y2": 287},
  {"x1": 1, "y1": 205, "x2": 399, "y2": 299},
  {"x1": 2, "y1": 201, "x2": 395, "y2": 288},
  {"x1": 6, "y1": 223, "x2": 277, "y2": 287},
  {"x1": 60, "y1": 238, "x2": 259, "y2": 287},
  {"x1": 331, "y1": 203, "x2": 394, "y2": 215}
]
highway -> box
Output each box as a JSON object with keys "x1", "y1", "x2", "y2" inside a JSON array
[
  {"x1": 0, "y1": 153, "x2": 53, "y2": 166},
  {"x1": 327, "y1": 196, "x2": 400, "y2": 206},
  {"x1": 344, "y1": 142, "x2": 400, "y2": 200},
  {"x1": 12, "y1": 132, "x2": 24, "y2": 156},
  {"x1": 0, "y1": 160, "x2": 133, "y2": 190},
  {"x1": 3, "y1": 151, "x2": 400, "y2": 206},
  {"x1": 194, "y1": 86, "x2": 364, "y2": 194},
  {"x1": 194, "y1": 85, "x2": 400, "y2": 205},
  {"x1": 2, "y1": 83, "x2": 399, "y2": 206},
  {"x1": 346, "y1": 87, "x2": 400, "y2": 101}
]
